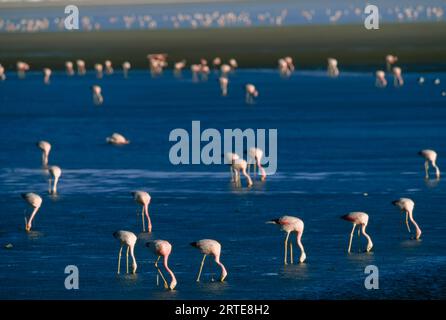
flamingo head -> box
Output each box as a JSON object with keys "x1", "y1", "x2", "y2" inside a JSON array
[
  {"x1": 299, "y1": 251, "x2": 307, "y2": 263},
  {"x1": 220, "y1": 269, "x2": 228, "y2": 282},
  {"x1": 169, "y1": 278, "x2": 177, "y2": 290},
  {"x1": 366, "y1": 241, "x2": 373, "y2": 252},
  {"x1": 132, "y1": 262, "x2": 138, "y2": 274}
]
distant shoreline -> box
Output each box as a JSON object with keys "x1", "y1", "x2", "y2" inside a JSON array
[{"x1": 1, "y1": 23, "x2": 445, "y2": 71}]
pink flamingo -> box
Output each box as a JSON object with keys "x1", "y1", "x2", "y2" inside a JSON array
[
  {"x1": 48, "y1": 165, "x2": 62, "y2": 195},
  {"x1": 267, "y1": 216, "x2": 306, "y2": 264},
  {"x1": 16, "y1": 61, "x2": 29, "y2": 79},
  {"x1": 386, "y1": 54, "x2": 398, "y2": 71},
  {"x1": 122, "y1": 61, "x2": 131, "y2": 78},
  {"x1": 92, "y1": 85, "x2": 103, "y2": 105},
  {"x1": 392, "y1": 198, "x2": 422, "y2": 240},
  {"x1": 43, "y1": 68, "x2": 51, "y2": 84},
  {"x1": 212, "y1": 57, "x2": 222, "y2": 69},
  {"x1": 113, "y1": 230, "x2": 137, "y2": 274},
  {"x1": 375, "y1": 70, "x2": 387, "y2": 87},
  {"x1": 327, "y1": 58, "x2": 339, "y2": 77},
  {"x1": 146, "y1": 240, "x2": 177, "y2": 290},
  {"x1": 94, "y1": 63, "x2": 103, "y2": 79},
  {"x1": 278, "y1": 58, "x2": 290, "y2": 77},
  {"x1": 219, "y1": 76, "x2": 228, "y2": 96},
  {"x1": 392, "y1": 67, "x2": 404, "y2": 87},
  {"x1": 174, "y1": 60, "x2": 186, "y2": 75},
  {"x1": 229, "y1": 58, "x2": 238, "y2": 69},
  {"x1": 341, "y1": 212, "x2": 373, "y2": 253},
  {"x1": 104, "y1": 60, "x2": 113, "y2": 74},
  {"x1": 22, "y1": 192, "x2": 42, "y2": 232},
  {"x1": 106, "y1": 133, "x2": 130, "y2": 145},
  {"x1": 248, "y1": 147, "x2": 266, "y2": 181},
  {"x1": 76, "y1": 59, "x2": 86, "y2": 75},
  {"x1": 220, "y1": 64, "x2": 231, "y2": 76},
  {"x1": 65, "y1": 61, "x2": 74, "y2": 76},
  {"x1": 284, "y1": 56, "x2": 295, "y2": 72},
  {"x1": 229, "y1": 156, "x2": 253, "y2": 187},
  {"x1": 191, "y1": 239, "x2": 228, "y2": 282},
  {"x1": 36, "y1": 140, "x2": 51, "y2": 167},
  {"x1": 418, "y1": 149, "x2": 440, "y2": 179},
  {"x1": 132, "y1": 191, "x2": 152, "y2": 232},
  {"x1": 245, "y1": 84, "x2": 258, "y2": 104},
  {"x1": 0, "y1": 64, "x2": 5, "y2": 81}
]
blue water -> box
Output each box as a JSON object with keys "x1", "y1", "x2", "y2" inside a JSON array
[{"x1": 0, "y1": 69, "x2": 445, "y2": 299}]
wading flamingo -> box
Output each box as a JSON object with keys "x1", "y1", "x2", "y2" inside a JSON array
[
  {"x1": 122, "y1": 61, "x2": 131, "y2": 78},
  {"x1": 65, "y1": 61, "x2": 74, "y2": 76},
  {"x1": 229, "y1": 58, "x2": 238, "y2": 69},
  {"x1": 106, "y1": 133, "x2": 130, "y2": 145},
  {"x1": 220, "y1": 64, "x2": 231, "y2": 76},
  {"x1": 284, "y1": 56, "x2": 295, "y2": 72},
  {"x1": 191, "y1": 64, "x2": 201, "y2": 82},
  {"x1": 278, "y1": 58, "x2": 290, "y2": 77},
  {"x1": 174, "y1": 60, "x2": 186, "y2": 75},
  {"x1": 92, "y1": 85, "x2": 103, "y2": 105},
  {"x1": 94, "y1": 63, "x2": 103, "y2": 79},
  {"x1": 113, "y1": 230, "x2": 137, "y2": 274},
  {"x1": 267, "y1": 216, "x2": 306, "y2": 264},
  {"x1": 0, "y1": 64, "x2": 6, "y2": 80},
  {"x1": 104, "y1": 60, "x2": 113, "y2": 74},
  {"x1": 230, "y1": 157, "x2": 253, "y2": 187},
  {"x1": 341, "y1": 212, "x2": 373, "y2": 253},
  {"x1": 375, "y1": 70, "x2": 387, "y2": 87},
  {"x1": 248, "y1": 147, "x2": 266, "y2": 181},
  {"x1": 418, "y1": 149, "x2": 440, "y2": 179},
  {"x1": 48, "y1": 165, "x2": 61, "y2": 195},
  {"x1": 212, "y1": 57, "x2": 222, "y2": 69},
  {"x1": 22, "y1": 192, "x2": 42, "y2": 232},
  {"x1": 17, "y1": 61, "x2": 29, "y2": 79},
  {"x1": 132, "y1": 191, "x2": 152, "y2": 232},
  {"x1": 224, "y1": 152, "x2": 239, "y2": 182},
  {"x1": 245, "y1": 84, "x2": 258, "y2": 104},
  {"x1": 36, "y1": 140, "x2": 51, "y2": 167},
  {"x1": 191, "y1": 239, "x2": 228, "y2": 282},
  {"x1": 219, "y1": 76, "x2": 228, "y2": 96},
  {"x1": 43, "y1": 68, "x2": 51, "y2": 84},
  {"x1": 146, "y1": 240, "x2": 177, "y2": 290},
  {"x1": 393, "y1": 67, "x2": 404, "y2": 87},
  {"x1": 327, "y1": 58, "x2": 339, "y2": 77},
  {"x1": 392, "y1": 198, "x2": 422, "y2": 240},
  {"x1": 76, "y1": 59, "x2": 86, "y2": 75},
  {"x1": 386, "y1": 54, "x2": 398, "y2": 71}
]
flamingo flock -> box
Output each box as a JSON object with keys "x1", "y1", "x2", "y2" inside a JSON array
[{"x1": 5, "y1": 53, "x2": 442, "y2": 292}]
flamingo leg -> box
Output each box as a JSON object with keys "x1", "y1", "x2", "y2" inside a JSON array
[
  {"x1": 284, "y1": 232, "x2": 290, "y2": 265},
  {"x1": 290, "y1": 241, "x2": 294, "y2": 264},
  {"x1": 254, "y1": 162, "x2": 257, "y2": 177},
  {"x1": 48, "y1": 178, "x2": 52, "y2": 194},
  {"x1": 348, "y1": 224, "x2": 356, "y2": 253},
  {"x1": 357, "y1": 227, "x2": 361, "y2": 252},
  {"x1": 126, "y1": 246, "x2": 129, "y2": 274},
  {"x1": 155, "y1": 256, "x2": 168, "y2": 288},
  {"x1": 425, "y1": 161, "x2": 429, "y2": 179},
  {"x1": 117, "y1": 245, "x2": 123, "y2": 274},
  {"x1": 405, "y1": 211, "x2": 411, "y2": 233},
  {"x1": 196, "y1": 254, "x2": 207, "y2": 282},
  {"x1": 141, "y1": 207, "x2": 145, "y2": 232}
]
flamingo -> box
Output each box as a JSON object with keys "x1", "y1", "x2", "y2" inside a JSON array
[
  {"x1": 386, "y1": 54, "x2": 398, "y2": 71},
  {"x1": 104, "y1": 60, "x2": 113, "y2": 74},
  {"x1": 284, "y1": 56, "x2": 295, "y2": 72},
  {"x1": 132, "y1": 191, "x2": 152, "y2": 232},
  {"x1": 191, "y1": 239, "x2": 228, "y2": 282},
  {"x1": 230, "y1": 156, "x2": 253, "y2": 187},
  {"x1": 17, "y1": 61, "x2": 29, "y2": 79},
  {"x1": 48, "y1": 165, "x2": 61, "y2": 194},
  {"x1": 418, "y1": 77, "x2": 425, "y2": 85},
  {"x1": 212, "y1": 57, "x2": 222, "y2": 69},
  {"x1": 201, "y1": 65, "x2": 210, "y2": 81},
  {"x1": 113, "y1": 230, "x2": 137, "y2": 274},
  {"x1": 220, "y1": 64, "x2": 231, "y2": 76},
  {"x1": 229, "y1": 58, "x2": 238, "y2": 69},
  {"x1": 106, "y1": 133, "x2": 130, "y2": 145},
  {"x1": 341, "y1": 212, "x2": 373, "y2": 253},
  {"x1": 245, "y1": 84, "x2": 258, "y2": 104},
  {"x1": 327, "y1": 58, "x2": 339, "y2": 77},
  {"x1": 392, "y1": 198, "x2": 422, "y2": 240},
  {"x1": 219, "y1": 77, "x2": 228, "y2": 96},
  {"x1": 191, "y1": 64, "x2": 201, "y2": 82},
  {"x1": 393, "y1": 67, "x2": 404, "y2": 87},
  {"x1": 248, "y1": 147, "x2": 266, "y2": 181},
  {"x1": 0, "y1": 64, "x2": 6, "y2": 80},
  {"x1": 375, "y1": 70, "x2": 387, "y2": 87},
  {"x1": 36, "y1": 140, "x2": 51, "y2": 167},
  {"x1": 267, "y1": 216, "x2": 306, "y2": 264},
  {"x1": 224, "y1": 152, "x2": 240, "y2": 182},
  {"x1": 92, "y1": 85, "x2": 103, "y2": 105},
  {"x1": 94, "y1": 63, "x2": 103, "y2": 79},
  {"x1": 174, "y1": 60, "x2": 186, "y2": 75},
  {"x1": 21, "y1": 192, "x2": 42, "y2": 232},
  {"x1": 146, "y1": 240, "x2": 177, "y2": 290},
  {"x1": 278, "y1": 58, "x2": 290, "y2": 77},
  {"x1": 434, "y1": 78, "x2": 441, "y2": 85},
  {"x1": 418, "y1": 149, "x2": 440, "y2": 179},
  {"x1": 122, "y1": 61, "x2": 131, "y2": 78},
  {"x1": 43, "y1": 68, "x2": 51, "y2": 84},
  {"x1": 76, "y1": 59, "x2": 86, "y2": 75},
  {"x1": 65, "y1": 61, "x2": 74, "y2": 76}
]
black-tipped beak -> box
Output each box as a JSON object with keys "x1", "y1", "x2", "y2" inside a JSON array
[
  {"x1": 391, "y1": 200, "x2": 398, "y2": 206},
  {"x1": 190, "y1": 242, "x2": 197, "y2": 247}
]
